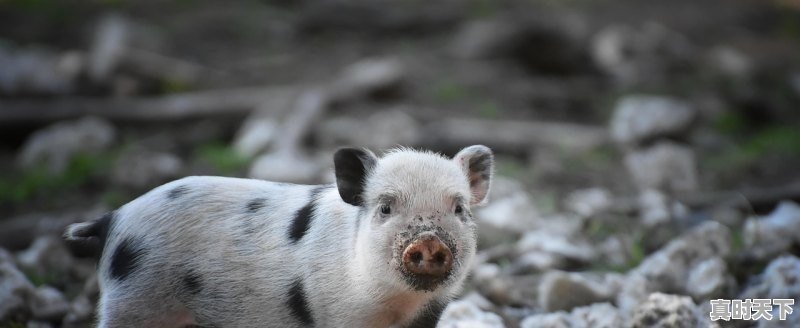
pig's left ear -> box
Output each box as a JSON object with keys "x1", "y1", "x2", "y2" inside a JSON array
[
  {"x1": 453, "y1": 145, "x2": 494, "y2": 206},
  {"x1": 334, "y1": 148, "x2": 378, "y2": 206}
]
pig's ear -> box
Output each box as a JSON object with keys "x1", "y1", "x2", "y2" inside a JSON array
[
  {"x1": 334, "y1": 148, "x2": 378, "y2": 206},
  {"x1": 453, "y1": 145, "x2": 494, "y2": 206}
]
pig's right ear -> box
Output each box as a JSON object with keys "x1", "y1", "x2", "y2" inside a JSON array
[{"x1": 334, "y1": 148, "x2": 378, "y2": 206}]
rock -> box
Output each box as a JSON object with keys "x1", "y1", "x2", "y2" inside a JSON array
[
  {"x1": 329, "y1": 58, "x2": 405, "y2": 101},
  {"x1": 610, "y1": 95, "x2": 696, "y2": 145},
  {"x1": 62, "y1": 295, "x2": 94, "y2": 327},
  {"x1": 707, "y1": 46, "x2": 753, "y2": 80},
  {"x1": 564, "y1": 187, "x2": 613, "y2": 218},
  {"x1": 317, "y1": 109, "x2": 421, "y2": 150},
  {"x1": 233, "y1": 116, "x2": 279, "y2": 158},
  {"x1": 624, "y1": 142, "x2": 698, "y2": 192},
  {"x1": 88, "y1": 14, "x2": 129, "y2": 82},
  {"x1": 449, "y1": 18, "x2": 519, "y2": 59},
  {"x1": 0, "y1": 44, "x2": 83, "y2": 95},
  {"x1": 740, "y1": 255, "x2": 800, "y2": 300},
  {"x1": 478, "y1": 193, "x2": 539, "y2": 234},
  {"x1": 27, "y1": 321, "x2": 54, "y2": 328},
  {"x1": 516, "y1": 226, "x2": 595, "y2": 268},
  {"x1": 28, "y1": 286, "x2": 69, "y2": 321},
  {"x1": 686, "y1": 257, "x2": 731, "y2": 300},
  {"x1": 438, "y1": 298, "x2": 505, "y2": 328},
  {"x1": 520, "y1": 303, "x2": 623, "y2": 328},
  {"x1": 248, "y1": 151, "x2": 320, "y2": 183},
  {"x1": 629, "y1": 293, "x2": 710, "y2": 328},
  {"x1": 0, "y1": 261, "x2": 35, "y2": 322},
  {"x1": 17, "y1": 116, "x2": 116, "y2": 174},
  {"x1": 620, "y1": 222, "x2": 731, "y2": 313},
  {"x1": 639, "y1": 189, "x2": 672, "y2": 226},
  {"x1": 591, "y1": 23, "x2": 692, "y2": 86},
  {"x1": 111, "y1": 147, "x2": 183, "y2": 189},
  {"x1": 743, "y1": 201, "x2": 800, "y2": 260},
  {"x1": 538, "y1": 271, "x2": 622, "y2": 312},
  {"x1": 16, "y1": 236, "x2": 74, "y2": 278}
]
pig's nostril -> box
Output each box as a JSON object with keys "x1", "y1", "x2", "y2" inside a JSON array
[
  {"x1": 433, "y1": 252, "x2": 446, "y2": 265},
  {"x1": 410, "y1": 251, "x2": 423, "y2": 265}
]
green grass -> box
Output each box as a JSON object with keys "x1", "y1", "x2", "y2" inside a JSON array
[
  {"x1": 196, "y1": 142, "x2": 250, "y2": 175},
  {"x1": 0, "y1": 152, "x2": 113, "y2": 204}
]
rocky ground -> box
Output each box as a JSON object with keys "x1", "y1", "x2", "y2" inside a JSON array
[{"x1": 1, "y1": 0, "x2": 800, "y2": 327}]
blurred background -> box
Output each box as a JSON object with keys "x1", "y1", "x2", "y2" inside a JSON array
[{"x1": 1, "y1": 0, "x2": 799, "y2": 327}]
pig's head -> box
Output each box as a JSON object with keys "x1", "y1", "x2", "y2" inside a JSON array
[{"x1": 334, "y1": 145, "x2": 493, "y2": 294}]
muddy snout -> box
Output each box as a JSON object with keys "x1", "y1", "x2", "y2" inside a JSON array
[{"x1": 402, "y1": 233, "x2": 453, "y2": 279}]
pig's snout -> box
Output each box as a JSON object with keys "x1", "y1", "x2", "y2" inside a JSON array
[{"x1": 402, "y1": 234, "x2": 453, "y2": 279}]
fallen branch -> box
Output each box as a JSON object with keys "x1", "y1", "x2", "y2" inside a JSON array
[
  {"x1": 421, "y1": 117, "x2": 610, "y2": 153},
  {"x1": 0, "y1": 86, "x2": 299, "y2": 124}
]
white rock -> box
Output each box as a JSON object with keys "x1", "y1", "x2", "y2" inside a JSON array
[
  {"x1": 449, "y1": 19, "x2": 518, "y2": 59},
  {"x1": 629, "y1": 293, "x2": 710, "y2": 328},
  {"x1": 28, "y1": 286, "x2": 69, "y2": 321},
  {"x1": 233, "y1": 117, "x2": 279, "y2": 158},
  {"x1": 16, "y1": 236, "x2": 74, "y2": 277},
  {"x1": 62, "y1": 295, "x2": 95, "y2": 326},
  {"x1": 330, "y1": 58, "x2": 404, "y2": 101},
  {"x1": 0, "y1": 45, "x2": 83, "y2": 95},
  {"x1": 743, "y1": 201, "x2": 800, "y2": 260},
  {"x1": 686, "y1": 257, "x2": 729, "y2": 300},
  {"x1": 620, "y1": 222, "x2": 731, "y2": 313},
  {"x1": 318, "y1": 109, "x2": 420, "y2": 151},
  {"x1": 564, "y1": 188, "x2": 613, "y2": 218},
  {"x1": 111, "y1": 148, "x2": 183, "y2": 189},
  {"x1": 478, "y1": 193, "x2": 540, "y2": 232},
  {"x1": 0, "y1": 262, "x2": 35, "y2": 322},
  {"x1": 707, "y1": 46, "x2": 752, "y2": 80},
  {"x1": 17, "y1": 116, "x2": 116, "y2": 174},
  {"x1": 624, "y1": 142, "x2": 698, "y2": 192},
  {"x1": 610, "y1": 95, "x2": 695, "y2": 145},
  {"x1": 88, "y1": 14, "x2": 129, "y2": 82},
  {"x1": 639, "y1": 189, "x2": 671, "y2": 226},
  {"x1": 249, "y1": 151, "x2": 320, "y2": 183},
  {"x1": 741, "y1": 255, "x2": 800, "y2": 300},
  {"x1": 437, "y1": 298, "x2": 505, "y2": 328},
  {"x1": 520, "y1": 303, "x2": 623, "y2": 328},
  {"x1": 538, "y1": 271, "x2": 622, "y2": 312},
  {"x1": 517, "y1": 229, "x2": 595, "y2": 265},
  {"x1": 591, "y1": 23, "x2": 692, "y2": 87}
]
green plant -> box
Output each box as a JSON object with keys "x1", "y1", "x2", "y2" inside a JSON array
[
  {"x1": 196, "y1": 142, "x2": 250, "y2": 175},
  {"x1": 0, "y1": 152, "x2": 113, "y2": 204}
]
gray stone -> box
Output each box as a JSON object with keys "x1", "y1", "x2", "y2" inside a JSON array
[
  {"x1": 111, "y1": 148, "x2": 183, "y2": 189},
  {"x1": 520, "y1": 303, "x2": 623, "y2": 328},
  {"x1": 591, "y1": 23, "x2": 692, "y2": 87},
  {"x1": 620, "y1": 221, "x2": 731, "y2": 313},
  {"x1": 28, "y1": 286, "x2": 69, "y2": 321},
  {"x1": 686, "y1": 257, "x2": 730, "y2": 300},
  {"x1": 516, "y1": 227, "x2": 595, "y2": 266},
  {"x1": 17, "y1": 116, "x2": 116, "y2": 174},
  {"x1": 329, "y1": 57, "x2": 404, "y2": 101},
  {"x1": 624, "y1": 142, "x2": 698, "y2": 192},
  {"x1": 538, "y1": 271, "x2": 623, "y2": 312},
  {"x1": 629, "y1": 293, "x2": 710, "y2": 328},
  {"x1": 437, "y1": 298, "x2": 505, "y2": 328},
  {"x1": 639, "y1": 189, "x2": 672, "y2": 226},
  {"x1": 610, "y1": 95, "x2": 695, "y2": 145},
  {"x1": 743, "y1": 201, "x2": 800, "y2": 260},
  {"x1": 248, "y1": 151, "x2": 320, "y2": 184},
  {"x1": 449, "y1": 19, "x2": 519, "y2": 59},
  {"x1": 317, "y1": 109, "x2": 421, "y2": 151},
  {"x1": 62, "y1": 295, "x2": 94, "y2": 327},
  {"x1": 741, "y1": 255, "x2": 800, "y2": 300},
  {"x1": 232, "y1": 116, "x2": 279, "y2": 158},
  {"x1": 16, "y1": 236, "x2": 74, "y2": 278},
  {"x1": 564, "y1": 188, "x2": 613, "y2": 218},
  {"x1": 0, "y1": 262, "x2": 35, "y2": 322},
  {"x1": 0, "y1": 44, "x2": 83, "y2": 95}
]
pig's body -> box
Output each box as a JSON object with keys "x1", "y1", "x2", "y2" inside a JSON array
[{"x1": 65, "y1": 146, "x2": 494, "y2": 328}]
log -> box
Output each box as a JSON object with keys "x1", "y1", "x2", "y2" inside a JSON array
[{"x1": 0, "y1": 86, "x2": 299, "y2": 125}]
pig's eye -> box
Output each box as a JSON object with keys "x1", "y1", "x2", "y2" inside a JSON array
[
  {"x1": 380, "y1": 204, "x2": 391, "y2": 215},
  {"x1": 454, "y1": 205, "x2": 463, "y2": 215}
]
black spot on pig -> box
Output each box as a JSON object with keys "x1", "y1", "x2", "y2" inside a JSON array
[
  {"x1": 245, "y1": 198, "x2": 267, "y2": 213},
  {"x1": 109, "y1": 238, "x2": 146, "y2": 280},
  {"x1": 288, "y1": 186, "x2": 330, "y2": 243},
  {"x1": 287, "y1": 279, "x2": 314, "y2": 325},
  {"x1": 167, "y1": 185, "x2": 189, "y2": 200},
  {"x1": 183, "y1": 270, "x2": 203, "y2": 294}
]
